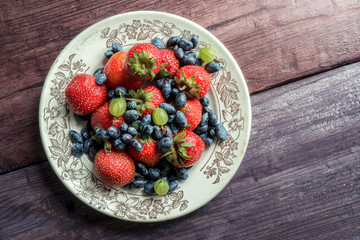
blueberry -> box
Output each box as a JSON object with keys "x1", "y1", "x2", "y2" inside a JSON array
[
  {"x1": 171, "y1": 88, "x2": 180, "y2": 98},
  {"x1": 215, "y1": 123, "x2": 227, "y2": 142},
  {"x1": 180, "y1": 54, "x2": 196, "y2": 65},
  {"x1": 200, "y1": 112, "x2": 209, "y2": 126},
  {"x1": 175, "y1": 92, "x2": 187, "y2": 108},
  {"x1": 69, "y1": 130, "x2": 83, "y2": 144},
  {"x1": 106, "y1": 126, "x2": 121, "y2": 139},
  {"x1": 190, "y1": 36, "x2": 199, "y2": 48},
  {"x1": 177, "y1": 37, "x2": 193, "y2": 51},
  {"x1": 162, "y1": 81, "x2": 172, "y2": 99},
  {"x1": 141, "y1": 114, "x2": 152, "y2": 127},
  {"x1": 112, "y1": 43, "x2": 123, "y2": 52},
  {"x1": 156, "y1": 78, "x2": 166, "y2": 89},
  {"x1": 200, "y1": 96, "x2": 210, "y2": 107},
  {"x1": 169, "y1": 180, "x2": 179, "y2": 192},
  {"x1": 144, "y1": 182, "x2": 155, "y2": 195},
  {"x1": 89, "y1": 146, "x2": 99, "y2": 159},
  {"x1": 168, "y1": 114, "x2": 175, "y2": 123},
  {"x1": 176, "y1": 168, "x2": 189, "y2": 180},
  {"x1": 197, "y1": 124, "x2": 209, "y2": 134},
  {"x1": 148, "y1": 168, "x2": 161, "y2": 179},
  {"x1": 124, "y1": 110, "x2": 139, "y2": 122},
  {"x1": 202, "y1": 136, "x2": 214, "y2": 146},
  {"x1": 194, "y1": 58, "x2": 203, "y2": 66},
  {"x1": 134, "y1": 172, "x2": 144, "y2": 179},
  {"x1": 80, "y1": 128, "x2": 90, "y2": 140},
  {"x1": 169, "y1": 123, "x2": 179, "y2": 134},
  {"x1": 151, "y1": 37, "x2": 163, "y2": 49},
  {"x1": 113, "y1": 138, "x2": 126, "y2": 150},
  {"x1": 96, "y1": 73, "x2": 107, "y2": 84},
  {"x1": 185, "y1": 51, "x2": 197, "y2": 59},
  {"x1": 208, "y1": 127, "x2": 216, "y2": 137},
  {"x1": 131, "y1": 120, "x2": 141, "y2": 130},
  {"x1": 156, "y1": 137, "x2": 173, "y2": 153},
  {"x1": 93, "y1": 67, "x2": 104, "y2": 77},
  {"x1": 152, "y1": 125, "x2": 164, "y2": 140},
  {"x1": 132, "y1": 179, "x2": 147, "y2": 188},
  {"x1": 121, "y1": 133, "x2": 133, "y2": 144},
  {"x1": 127, "y1": 101, "x2": 137, "y2": 110},
  {"x1": 107, "y1": 89, "x2": 115, "y2": 99},
  {"x1": 131, "y1": 139, "x2": 143, "y2": 152},
  {"x1": 159, "y1": 103, "x2": 176, "y2": 115},
  {"x1": 136, "y1": 163, "x2": 149, "y2": 176},
  {"x1": 174, "y1": 47, "x2": 184, "y2": 59},
  {"x1": 159, "y1": 159, "x2": 171, "y2": 176},
  {"x1": 72, "y1": 143, "x2": 83, "y2": 157},
  {"x1": 166, "y1": 36, "x2": 180, "y2": 47},
  {"x1": 175, "y1": 111, "x2": 187, "y2": 129},
  {"x1": 95, "y1": 128, "x2": 109, "y2": 139},
  {"x1": 115, "y1": 86, "x2": 127, "y2": 98},
  {"x1": 73, "y1": 113, "x2": 91, "y2": 121},
  {"x1": 105, "y1": 50, "x2": 114, "y2": 59},
  {"x1": 209, "y1": 112, "x2": 218, "y2": 127},
  {"x1": 83, "y1": 139, "x2": 93, "y2": 153},
  {"x1": 203, "y1": 106, "x2": 213, "y2": 114},
  {"x1": 127, "y1": 127, "x2": 138, "y2": 137},
  {"x1": 141, "y1": 125, "x2": 153, "y2": 138},
  {"x1": 205, "y1": 61, "x2": 221, "y2": 73},
  {"x1": 163, "y1": 125, "x2": 173, "y2": 138},
  {"x1": 120, "y1": 122, "x2": 128, "y2": 132}
]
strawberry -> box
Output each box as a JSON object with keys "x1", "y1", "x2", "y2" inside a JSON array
[
  {"x1": 94, "y1": 149, "x2": 135, "y2": 186},
  {"x1": 128, "y1": 138, "x2": 162, "y2": 167},
  {"x1": 164, "y1": 130, "x2": 205, "y2": 168},
  {"x1": 177, "y1": 98, "x2": 202, "y2": 131},
  {"x1": 91, "y1": 102, "x2": 126, "y2": 130},
  {"x1": 103, "y1": 51, "x2": 129, "y2": 89},
  {"x1": 158, "y1": 49, "x2": 179, "y2": 77},
  {"x1": 174, "y1": 66, "x2": 211, "y2": 99},
  {"x1": 125, "y1": 43, "x2": 163, "y2": 82},
  {"x1": 122, "y1": 78, "x2": 144, "y2": 91},
  {"x1": 127, "y1": 86, "x2": 165, "y2": 118},
  {"x1": 65, "y1": 74, "x2": 107, "y2": 115}
]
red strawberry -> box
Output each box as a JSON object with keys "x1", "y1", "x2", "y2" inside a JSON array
[
  {"x1": 91, "y1": 102, "x2": 126, "y2": 130},
  {"x1": 127, "y1": 86, "x2": 165, "y2": 118},
  {"x1": 177, "y1": 98, "x2": 202, "y2": 131},
  {"x1": 128, "y1": 138, "x2": 162, "y2": 167},
  {"x1": 122, "y1": 78, "x2": 144, "y2": 91},
  {"x1": 158, "y1": 49, "x2": 179, "y2": 77},
  {"x1": 65, "y1": 74, "x2": 107, "y2": 115},
  {"x1": 174, "y1": 66, "x2": 211, "y2": 99},
  {"x1": 103, "y1": 51, "x2": 129, "y2": 89},
  {"x1": 125, "y1": 43, "x2": 162, "y2": 82},
  {"x1": 165, "y1": 130, "x2": 205, "y2": 168},
  {"x1": 94, "y1": 149, "x2": 135, "y2": 186}
]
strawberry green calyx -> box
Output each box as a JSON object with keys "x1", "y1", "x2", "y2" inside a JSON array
[
  {"x1": 157, "y1": 63, "x2": 171, "y2": 78},
  {"x1": 163, "y1": 130, "x2": 194, "y2": 167},
  {"x1": 127, "y1": 88, "x2": 156, "y2": 116},
  {"x1": 127, "y1": 50, "x2": 158, "y2": 80},
  {"x1": 104, "y1": 140, "x2": 112, "y2": 153},
  {"x1": 174, "y1": 70, "x2": 203, "y2": 99}
]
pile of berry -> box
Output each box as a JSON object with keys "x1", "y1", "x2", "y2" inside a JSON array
[{"x1": 65, "y1": 35, "x2": 227, "y2": 196}]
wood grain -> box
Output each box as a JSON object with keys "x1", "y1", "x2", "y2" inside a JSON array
[{"x1": 1, "y1": 62, "x2": 359, "y2": 239}]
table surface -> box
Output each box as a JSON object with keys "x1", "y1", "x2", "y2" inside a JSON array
[{"x1": 1, "y1": 0, "x2": 360, "y2": 239}]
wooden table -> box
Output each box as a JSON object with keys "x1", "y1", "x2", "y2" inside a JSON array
[{"x1": 1, "y1": 0, "x2": 360, "y2": 239}]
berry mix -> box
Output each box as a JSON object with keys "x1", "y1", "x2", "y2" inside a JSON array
[{"x1": 65, "y1": 35, "x2": 227, "y2": 196}]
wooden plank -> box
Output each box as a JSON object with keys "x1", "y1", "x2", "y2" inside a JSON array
[{"x1": 1, "y1": 62, "x2": 359, "y2": 239}]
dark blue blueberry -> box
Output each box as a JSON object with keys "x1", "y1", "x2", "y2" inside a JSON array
[
  {"x1": 185, "y1": 51, "x2": 197, "y2": 59},
  {"x1": 83, "y1": 139, "x2": 94, "y2": 153},
  {"x1": 156, "y1": 78, "x2": 166, "y2": 89},
  {"x1": 162, "y1": 81, "x2": 172, "y2": 99},
  {"x1": 134, "y1": 172, "x2": 144, "y2": 179},
  {"x1": 190, "y1": 36, "x2": 199, "y2": 48},
  {"x1": 159, "y1": 159, "x2": 171, "y2": 176},
  {"x1": 121, "y1": 133, "x2": 133, "y2": 144},
  {"x1": 175, "y1": 111, "x2": 187, "y2": 129},
  {"x1": 89, "y1": 146, "x2": 99, "y2": 159},
  {"x1": 203, "y1": 106, "x2": 213, "y2": 114},
  {"x1": 197, "y1": 124, "x2": 209, "y2": 134},
  {"x1": 166, "y1": 36, "x2": 180, "y2": 47},
  {"x1": 215, "y1": 123, "x2": 227, "y2": 142},
  {"x1": 152, "y1": 125, "x2": 164, "y2": 140},
  {"x1": 169, "y1": 180, "x2": 179, "y2": 192},
  {"x1": 163, "y1": 125, "x2": 173, "y2": 138},
  {"x1": 148, "y1": 168, "x2": 161, "y2": 180},
  {"x1": 124, "y1": 110, "x2": 139, "y2": 122},
  {"x1": 194, "y1": 58, "x2": 203, "y2": 66},
  {"x1": 141, "y1": 125, "x2": 153, "y2": 138},
  {"x1": 174, "y1": 47, "x2": 184, "y2": 59},
  {"x1": 176, "y1": 168, "x2": 189, "y2": 180},
  {"x1": 168, "y1": 114, "x2": 175, "y2": 123},
  {"x1": 180, "y1": 54, "x2": 196, "y2": 65},
  {"x1": 131, "y1": 139, "x2": 143, "y2": 152},
  {"x1": 141, "y1": 114, "x2": 152, "y2": 126},
  {"x1": 69, "y1": 130, "x2": 83, "y2": 144},
  {"x1": 95, "y1": 128, "x2": 109, "y2": 139},
  {"x1": 136, "y1": 162, "x2": 149, "y2": 176},
  {"x1": 202, "y1": 136, "x2": 214, "y2": 146},
  {"x1": 74, "y1": 113, "x2": 91, "y2": 121},
  {"x1": 132, "y1": 179, "x2": 147, "y2": 188},
  {"x1": 200, "y1": 112, "x2": 209, "y2": 126},
  {"x1": 112, "y1": 43, "x2": 123, "y2": 52},
  {"x1": 127, "y1": 127, "x2": 138, "y2": 137},
  {"x1": 113, "y1": 138, "x2": 126, "y2": 150},
  {"x1": 199, "y1": 96, "x2": 210, "y2": 107},
  {"x1": 80, "y1": 128, "x2": 90, "y2": 140},
  {"x1": 106, "y1": 126, "x2": 121, "y2": 139},
  {"x1": 144, "y1": 182, "x2": 155, "y2": 195},
  {"x1": 72, "y1": 143, "x2": 83, "y2": 157},
  {"x1": 127, "y1": 101, "x2": 137, "y2": 110},
  {"x1": 151, "y1": 37, "x2": 163, "y2": 49},
  {"x1": 175, "y1": 92, "x2": 187, "y2": 108},
  {"x1": 93, "y1": 67, "x2": 104, "y2": 77},
  {"x1": 105, "y1": 50, "x2": 114, "y2": 59},
  {"x1": 89, "y1": 129, "x2": 95, "y2": 137},
  {"x1": 131, "y1": 120, "x2": 141, "y2": 130},
  {"x1": 115, "y1": 86, "x2": 128, "y2": 98},
  {"x1": 205, "y1": 61, "x2": 221, "y2": 73},
  {"x1": 209, "y1": 112, "x2": 218, "y2": 127},
  {"x1": 96, "y1": 73, "x2": 107, "y2": 84},
  {"x1": 177, "y1": 37, "x2": 193, "y2": 51},
  {"x1": 169, "y1": 123, "x2": 179, "y2": 134},
  {"x1": 159, "y1": 103, "x2": 176, "y2": 115},
  {"x1": 208, "y1": 127, "x2": 216, "y2": 137},
  {"x1": 171, "y1": 88, "x2": 180, "y2": 98},
  {"x1": 107, "y1": 89, "x2": 115, "y2": 99},
  {"x1": 120, "y1": 122, "x2": 128, "y2": 132},
  {"x1": 156, "y1": 137, "x2": 173, "y2": 153}
]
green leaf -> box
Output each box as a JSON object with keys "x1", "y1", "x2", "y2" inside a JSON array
[
  {"x1": 173, "y1": 131, "x2": 186, "y2": 143},
  {"x1": 179, "y1": 142, "x2": 194, "y2": 148},
  {"x1": 144, "y1": 101, "x2": 155, "y2": 110}
]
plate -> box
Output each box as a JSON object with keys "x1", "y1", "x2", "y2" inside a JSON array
[{"x1": 39, "y1": 11, "x2": 251, "y2": 222}]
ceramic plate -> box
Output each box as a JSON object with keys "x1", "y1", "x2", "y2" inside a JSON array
[{"x1": 39, "y1": 11, "x2": 251, "y2": 222}]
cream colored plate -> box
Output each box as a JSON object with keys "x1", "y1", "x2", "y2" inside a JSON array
[{"x1": 39, "y1": 11, "x2": 251, "y2": 222}]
